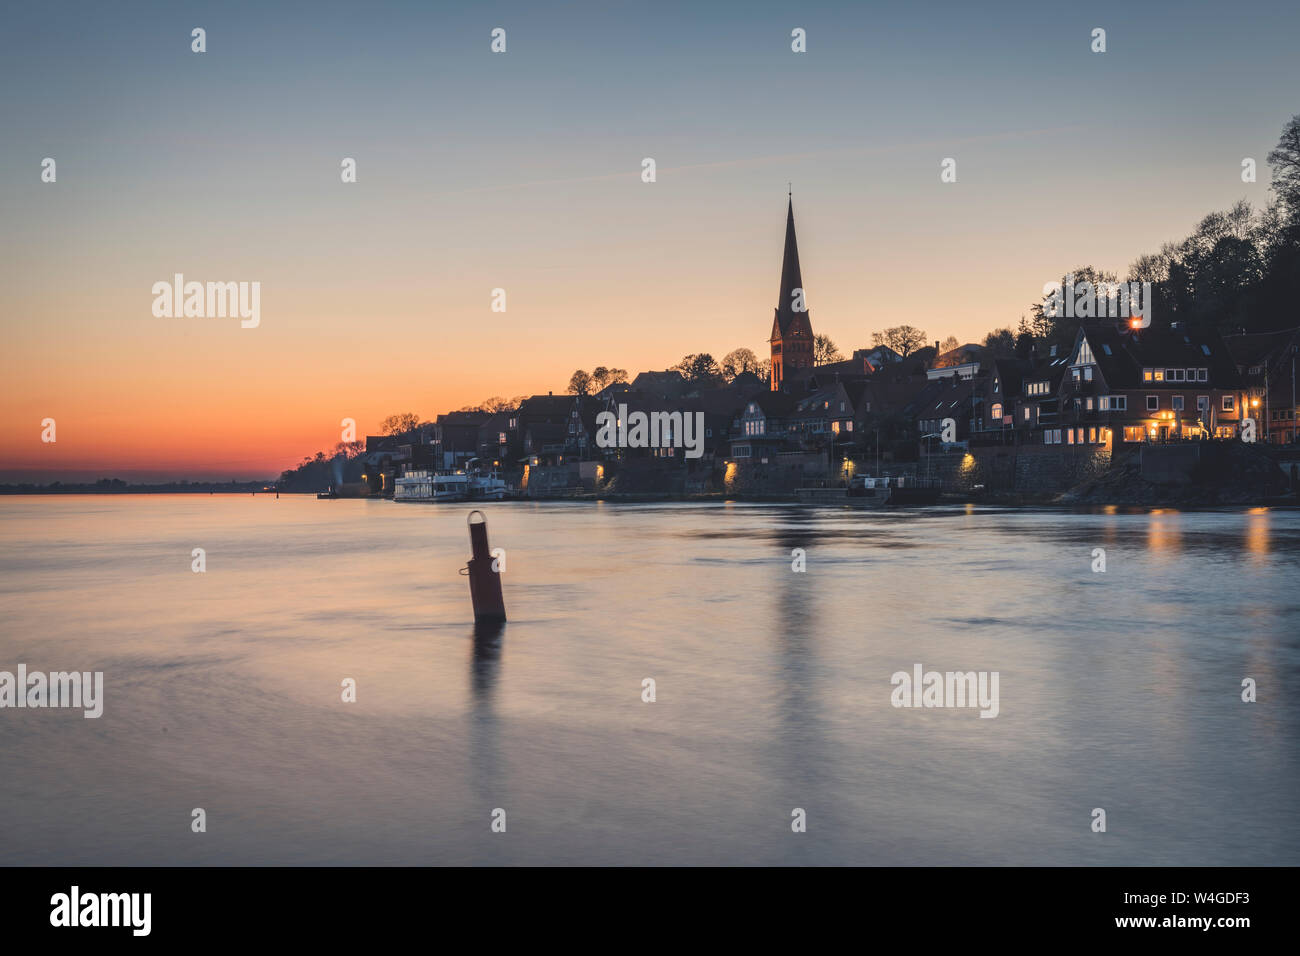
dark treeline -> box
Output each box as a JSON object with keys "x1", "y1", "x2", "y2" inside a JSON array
[
  {"x1": 979, "y1": 113, "x2": 1300, "y2": 358},
  {"x1": 1, "y1": 478, "x2": 270, "y2": 494},
  {"x1": 277, "y1": 443, "x2": 366, "y2": 493}
]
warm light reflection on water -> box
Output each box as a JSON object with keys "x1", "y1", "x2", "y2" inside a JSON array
[{"x1": 1, "y1": 496, "x2": 1297, "y2": 865}]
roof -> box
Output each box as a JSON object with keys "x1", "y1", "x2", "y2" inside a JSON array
[
  {"x1": 1075, "y1": 324, "x2": 1241, "y2": 389},
  {"x1": 629, "y1": 370, "x2": 689, "y2": 399},
  {"x1": 1223, "y1": 327, "x2": 1300, "y2": 373},
  {"x1": 516, "y1": 395, "x2": 573, "y2": 419},
  {"x1": 912, "y1": 376, "x2": 979, "y2": 418},
  {"x1": 989, "y1": 357, "x2": 1027, "y2": 396},
  {"x1": 747, "y1": 392, "x2": 798, "y2": 418},
  {"x1": 477, "y1": 410, "x2": 513, "y2": 435},
  {"x1": 437, "y1": 410, "x2": 490, "y2": 426}
]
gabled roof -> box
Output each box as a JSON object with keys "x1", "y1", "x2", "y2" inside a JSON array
[
  {"x1": 989, "y1": 357, "x2": 1027, "y2": 396},
  {"x1": 1073, "y1": 325, "x2": 1241, "y2": 389},
  {"x1": 747, "y1": 391, "x2": 797, "y2": 418},
  {"x1": 516, "y1": 395, "x2": 573, "y2": 420},
  {"x1": 1223, "y1": 327, "x2": 1300, "y2": 373},
  {"x1": 630, "y1": 370, "x2": 689, "y2": 399},
  {"x1": 913, "y1": 376, "x2": 979, "y2": 419},
  {"x1": 476, "y1": 411, "x2": 513, "y2": 435},
  {"x1": 437, "y1": 411, "x2": 490, "y2": 426}
]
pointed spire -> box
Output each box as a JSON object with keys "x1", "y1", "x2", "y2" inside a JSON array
[{"x1": 774, "y1": 195, "x2": 811, "y2": 338}]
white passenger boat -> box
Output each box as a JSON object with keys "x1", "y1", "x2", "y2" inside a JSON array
[
  {"x1": 393, "y1": 463, "x2": 511, "y2": 503},
  {"x1": 468, "y1": 472, "x2": 509, "y2": 500},
  {"x1": 393, "y1": 470, "x2": 469, "y2": 502}
]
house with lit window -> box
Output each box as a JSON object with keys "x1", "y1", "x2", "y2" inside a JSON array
[
  {"x1": 476, "y1": 410, "x2": 515, "y2": 468},
  {"x1": 730, "y1": 392, "x2": 797, "y2": 459},
  {"x1": 1040, "y1": 322, "x2": 1245, "y2": 448},
  {"x1": 789, "y1": 383, "x2": 855, "y2": 441},
  {"x1": 1223, "y1": 326, "x2": 1300, "y2": 444},
  {"x1": 970, "y1": 357, "x2": 1028, "y2": 442},
  {"x1": 1016, "y1": 352, "x2": 1069, "y2": 436}
]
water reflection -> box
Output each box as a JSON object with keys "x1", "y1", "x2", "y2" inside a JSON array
[
  {"x1": 1147, "y1": 510, "x2": 1184, "y2": 556},
  {"x1": 1245, "y1": 508, "x2": 1271, "y2": 565},
  {"x1": 468, "y1": 620, "x2": 505, "y2": 799},
  {"x1": 770, "y1": 518, "x2": 825, "y2": 803}
]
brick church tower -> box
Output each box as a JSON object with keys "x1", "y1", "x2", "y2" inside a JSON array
[{"x1": 769, "y1": 195, "x2": 814, "y2": 390}]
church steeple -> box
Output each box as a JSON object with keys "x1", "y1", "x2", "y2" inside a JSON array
[{"x1": 769, "y1": 193, "x2": 814, "y2": 391}]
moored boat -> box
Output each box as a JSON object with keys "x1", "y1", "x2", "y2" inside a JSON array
[{"x1": 393, "y1": 470, "x2": 470, "y2": 502}]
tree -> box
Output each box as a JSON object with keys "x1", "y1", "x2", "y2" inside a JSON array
[
  {"x1": 567, "y1": 369, "x2": 593, "y2": 395},
  {"x1": 591, "y1": 367, "x2": 628, "y2": 390},
  {"x1": 871, "y1": 325, "x2": 928, "y2": 358},
  {"x1": 721, "y1": 348, "x2": 762, "y2": 381},
  {"x1": 1028, "y1": 265, "x2": 1119, "y2": 351},
  {"x1": 587, "y1": 369, "x2": 631, "y2": 392},
  {"x1": 981, "y1": 328, "x2": 1016, "y2": 357},
  {"x1": 813, "y1": 334, "x2": 844, "y2": 366},
  {"x1": 673, "y1": 353, "x2": 723, "y2": 386},
  {"x1": 1267, "y1": 113, "x2": 1300, "y2": 221},
  {"x1": 380, "y1": 413, "x2": 421, "y2": 435}
]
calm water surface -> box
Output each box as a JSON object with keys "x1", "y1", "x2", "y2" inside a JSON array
[{"x1": 1, "y1": 496, "x2": 1297, "y2": 865}]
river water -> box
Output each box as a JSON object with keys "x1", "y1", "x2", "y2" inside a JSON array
[{"x1": 1, "y1": 495, "x2": 1296, "y2": 865}]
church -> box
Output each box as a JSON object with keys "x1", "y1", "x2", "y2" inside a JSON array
[{"x1": 768, "y1": 195, "x2": 815, "y2": 391}]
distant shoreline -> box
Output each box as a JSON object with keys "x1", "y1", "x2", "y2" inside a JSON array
[
  {"x1": 0, "y1": 481, "x2": 273, "y2": 495},
  {"x1": 3, "y1": 488, "x2": 1295, "y2": 511}
]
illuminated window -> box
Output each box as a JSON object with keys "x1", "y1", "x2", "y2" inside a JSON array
[{"x1": 991, "y1": 403, "x2": 1002, "y2": 419}]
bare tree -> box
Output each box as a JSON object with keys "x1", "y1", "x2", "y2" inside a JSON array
[
  {"x1": 721, "y1": 348, "x2": 762, "y2": 380},
  {"x1": 567, "y1": 369, "x2": 593, "y2": 395},
  {"x1": 981, "y1": 329, "x2": 1016, "y2": 357},
  {"x1": 1267, "y1": 113, "x2": 1300, "y2": 219},
  {"x1": 380, "y1": 412, "x2": 421, "y2": 435},
  {"x1": 813, "y1": 334, "x2": 844, "y2": 366},
  {"x1": 932, "y1": 335, "x2": 963, "y2": 368},
  {"x1": 673, "y1": 353, "x2": 723, "y2": 386},
  {"x1": 871, "y1": 325, "x2": 928, "y2": 358}
]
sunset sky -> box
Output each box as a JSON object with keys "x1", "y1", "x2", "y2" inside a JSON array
[{"x1": 3, "y1": 0, "x2": 1298, "y2": 480}]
